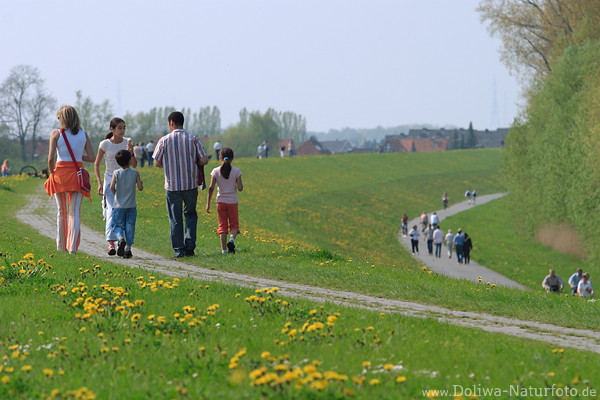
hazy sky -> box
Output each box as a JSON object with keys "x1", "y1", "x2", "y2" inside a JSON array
[{"x1": 1, "y1": 0, "x2": 521, "y2": 132}]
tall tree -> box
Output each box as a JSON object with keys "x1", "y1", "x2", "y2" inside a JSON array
[
  {"x1": 478, "y1": 0, "x2": 600, "y2": 80},
  {"x1": 466, "y1": 122, "x2": 477, "y2": 149},
  {"x1": 223, "y1": 110, "x2": 280, "y2": 157},
  {"x1": 0, "y1": 65, "x2": 56, "y2": 161},
  {"x1": 190, "y1": 106, "x2": 222, "y2": 137},
  {"x1": 75, "y1": 91, "x2": 113, "y2": 143}
]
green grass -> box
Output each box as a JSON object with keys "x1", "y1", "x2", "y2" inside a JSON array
[
  {"x1": 1, "y1": 176, "x2": 599, "y2": 399},
  {"x1": 74, "y1": 149, "x2": 600, "y2": 329}
]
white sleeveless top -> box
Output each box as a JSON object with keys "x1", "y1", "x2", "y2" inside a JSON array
[{"x1": 56, "y1": 129, "x2": 87, "y2": 162}]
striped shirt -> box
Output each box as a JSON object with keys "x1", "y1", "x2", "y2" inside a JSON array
[{"x1": 153, "y1": 129, "x2": 207, "y2": 191}]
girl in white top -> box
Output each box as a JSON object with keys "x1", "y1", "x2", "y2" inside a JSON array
[
  {"x1": 206, "y1": 147, "x2": 243, "y2": 254},
  {"x1": 93, "y1": 117, "x2": 137, "y2": 255}
]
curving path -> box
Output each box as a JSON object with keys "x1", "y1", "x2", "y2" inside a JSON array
[
  {"x1": 398, "y1": 194, "x2": 527, "y2": 290},
  {"x1": 15, "y1": 188, "x2": 600, "y2": 354}
]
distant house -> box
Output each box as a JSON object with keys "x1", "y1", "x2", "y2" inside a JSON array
[
  {"x1": 296, "y1": 138, "x2": 331, "y2": 156},
  {"x1": 380, "y1": 136, "x2": 448, "y2": 153},
  {"x1": 320, "y1": 139, "x2": 353, "y2": 154},
  {"x1": 406, "y1": 127, "x2": 508, "y2": 149}
]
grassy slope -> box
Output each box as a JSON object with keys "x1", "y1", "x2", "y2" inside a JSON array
[
  {"x1": 1, "y1": 177, "x2": 599, "y2": 399},
  {"x1": 78, "y1": 149, "x2": 600, "y2": 329}
]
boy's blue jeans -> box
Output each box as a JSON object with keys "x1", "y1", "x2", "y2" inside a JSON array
[{"x1": 111, "y1": 207, "x2": 137, "y2": 245}]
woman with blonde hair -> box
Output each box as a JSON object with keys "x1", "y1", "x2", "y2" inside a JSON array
[{"x1": 44, "y1": 105, "x2": 95, "y2": 254}]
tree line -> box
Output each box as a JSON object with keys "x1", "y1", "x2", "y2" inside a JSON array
[
  {"x1": 480, "y1": 1, "x2": 600, "y2": 261},
  {"x1": 0, "y1": 65, "x2": 307, "y2": 162}
]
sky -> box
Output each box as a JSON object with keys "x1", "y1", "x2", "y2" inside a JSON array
[{"x1": 1, "y1": 0, "x2": 522, "y2": 133}]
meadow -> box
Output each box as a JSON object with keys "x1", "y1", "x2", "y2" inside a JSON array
[
  {"x1": 0, "y1": 150, "x2": 598, "y2": 399},
  {"x1": 79, "y1": 149, "x2": 600, "y2": 329}
]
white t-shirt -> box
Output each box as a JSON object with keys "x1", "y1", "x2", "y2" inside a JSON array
[
  {"x1": 99, "y1": 138, "x2": 132, "y2": 176},
  {"x1": 433, "y1": 229, "x2": 444, "y2": 244},
  {"x1": 210, "y1": 165, "x2": 242, "y2": 204},
  {"x1": 578, "y1": 280, "x2": 594, "y2": 297},
  {"x1": 409, "y1": 229, "x2": 419, "y2": 241}
]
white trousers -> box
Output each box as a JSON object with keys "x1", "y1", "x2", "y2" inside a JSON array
[{"x1": 55, "y1": 192, "x2": 83, "y2": 253}]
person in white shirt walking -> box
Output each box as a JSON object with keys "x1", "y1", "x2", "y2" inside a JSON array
[
  {"x1": 445, "y1": 229, "x2": 454, "y2": 259},
  {"x1": 433, "y1": 226, "x2": 444, "y2": 258}
]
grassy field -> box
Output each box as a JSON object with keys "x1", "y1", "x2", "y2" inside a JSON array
[
  {"x1": 1, "y1": 175, "x2": 599, "y2": 399},
  {"x1": 74, "y1": 149, "x2": 600, "y2": 329}
]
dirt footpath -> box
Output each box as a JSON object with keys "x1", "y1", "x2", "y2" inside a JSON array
[
  {"x1": 399, "y1": 194, "x2": 527, "y2": 289},
  {"x1": 17, "y1": 189, "x2": 600, "y2": 354}
]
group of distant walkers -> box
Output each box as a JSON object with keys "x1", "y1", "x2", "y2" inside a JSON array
[
  {"x1": 131, "y1": 141, "x2": 156, "y2": 167},
  {"x1": 542, "y1": 268, "x2": 594, "y2": 297},
  {"x1": 402, "y1": 208, "x2": 473, "y2": 263},
  {"x1": 43, "y1": 106, "x2": 243, "y2": 259}
]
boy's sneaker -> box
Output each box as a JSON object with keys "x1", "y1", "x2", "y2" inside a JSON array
[
  {"x1": 117, "y1": 239, "x2": 126, "y2": 257},
  {"x1": 108, "y1": 241, "x2": 116, "y2": 256},
  {"x1": 123, "y1": 250, "x2": 132, "y2": 259},
  {"x1": 227, "y1": 241, "x2": 236, "y2": 254}
]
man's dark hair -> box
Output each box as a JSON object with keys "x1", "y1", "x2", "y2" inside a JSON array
[
  {"x1": 168, "y1": 111, "x2": 185, "y2": 127},
  {"x1": 115, "y1": 150, "x2": 132, "y2": 168}
]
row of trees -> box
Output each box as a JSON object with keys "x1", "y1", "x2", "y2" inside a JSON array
[
  {"x1": 483, "y1": 1, "x2": 600, "y2": 260},
  {"x1": 0, "y1": 65, "x2": 308, "y2": 162}
]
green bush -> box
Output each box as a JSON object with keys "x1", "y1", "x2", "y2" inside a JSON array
[{"x1": 503, "y1": 40, "x2": 600, "y2": 260}]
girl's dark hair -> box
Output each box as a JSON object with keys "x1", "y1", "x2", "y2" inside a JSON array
[
  {"x1": 106, "y1": 117, "x2": 125, "y2": 139},
  {"x1": 220, "y1": 147, "x2": 234, "y2": 179}
]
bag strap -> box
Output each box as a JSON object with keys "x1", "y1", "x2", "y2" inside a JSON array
[{"x1": 60, "y1": 129, "x2": 81, "y2": 171}]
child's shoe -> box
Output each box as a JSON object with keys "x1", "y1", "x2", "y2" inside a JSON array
[
  {"x1": 123, "y1": 250, "x2": 132, "y2": 259},
  {"x1": 227, "y1": 240, "x2": 235, "y2": 254},
  {"x1": 108, "y1": 241, "x2": 116, "y2": 256},
  {"x1": 117, "y1": 239, "x2": 126, "y2": 257}
]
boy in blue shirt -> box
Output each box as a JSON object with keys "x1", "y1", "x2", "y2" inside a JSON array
[{"x1": 110, "y1": 150, "x2": 143, "y2": 258}]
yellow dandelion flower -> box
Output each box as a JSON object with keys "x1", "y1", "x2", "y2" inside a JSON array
[
  {"x1": 130, "y1": 313, "x2": 141, "y2": 322},
  {"x1": 43, "y1": 368, "x2": 54, "y2": 377},
  {"x1": 396, "y1": 375, "x2": 407, "y2": 383},
  {"x1": 369, "y1": 378, "x2": 380, "y2": 385},
  {"x1": 362, "y1": 361, "x2": 371, "y2": 368},
  {"x1": 384, "y1": 364, "x2": 394, "y2": 371},
  {"x1": 21, "y1": 365, "x2": 33, "y2": 372},
  {"x1": 547, "y1": 371, "x2": 555, "y2": 377},
  {"x1": 1, "y1": 375, "x2": 10, "y2": 384},
  {"x1": 309, "y1": 380, "x2": 328, "y2": 390},
  {"x1": 303, "y1": 365, "x2": 317, "y2": 374}
]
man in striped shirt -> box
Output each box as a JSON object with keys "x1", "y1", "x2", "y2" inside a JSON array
[{"x1": 153, "y1": 111, "x2": 209, "y2": 258}]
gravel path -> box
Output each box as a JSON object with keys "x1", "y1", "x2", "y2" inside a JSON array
[
  {"x1": 16, "y1": 189, "x2": 600, "y2": 354},
  {"x1": 399, "y1": 193, "x2": 527, "y2": 289}
]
